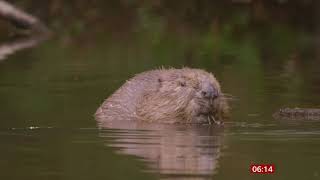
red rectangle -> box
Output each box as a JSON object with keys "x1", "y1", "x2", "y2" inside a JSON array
[{"x1": 250, "y1": 164, "x2": 275, "y2": 174}]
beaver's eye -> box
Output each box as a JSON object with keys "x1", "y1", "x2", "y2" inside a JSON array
[{"x1": 179, "y1": 81, "x2": 186, "y2": 87}]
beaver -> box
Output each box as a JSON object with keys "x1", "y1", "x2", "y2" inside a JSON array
[{"x1": 95, "y1": 68, "x2": 229, "y2": 124}]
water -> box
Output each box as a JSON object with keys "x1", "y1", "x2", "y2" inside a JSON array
[{"x1": 1, "y1": 1, "x2": 320, "y2": 179}]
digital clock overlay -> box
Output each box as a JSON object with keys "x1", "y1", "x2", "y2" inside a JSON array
[{"x1": 250, "y1": 164, "x2": 275, "y2": 174}]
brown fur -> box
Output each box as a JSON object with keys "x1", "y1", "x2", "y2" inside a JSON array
[{"x1": 95, "y1": 68, "x2": 229, "y2": 124}]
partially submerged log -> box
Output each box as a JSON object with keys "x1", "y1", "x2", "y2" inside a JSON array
[{"x1": 273, "y1": 108, "x2": 320, "y2": 120}]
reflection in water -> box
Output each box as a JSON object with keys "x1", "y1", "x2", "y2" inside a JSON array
[
  {"x1": 0, "y1": 35, "x2": 48, "y2": 61},
  {"x1": 98, "y1": 121, "x2": 224, "y2": 179}
]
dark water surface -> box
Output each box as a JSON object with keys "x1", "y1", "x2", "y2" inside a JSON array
[{"x1": 1, "y1": 1, "x2": 320, "y2": 180}]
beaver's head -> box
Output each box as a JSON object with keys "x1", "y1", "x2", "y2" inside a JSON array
[{"x1": 137, "y1": 68, "x2": 229, "y2": 124}]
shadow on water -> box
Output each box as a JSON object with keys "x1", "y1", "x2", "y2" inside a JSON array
[{"x1": 98, "y1": 121, "x2": 224, "y2": 180}]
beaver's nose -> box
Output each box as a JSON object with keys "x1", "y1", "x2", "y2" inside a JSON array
[{"x1": 201, "y1": 84, "x2": 218, "y2": 99}]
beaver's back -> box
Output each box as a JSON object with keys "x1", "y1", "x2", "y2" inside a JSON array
[{"x1": 95, "y1": 70, "x2": 162, "y2": 121}]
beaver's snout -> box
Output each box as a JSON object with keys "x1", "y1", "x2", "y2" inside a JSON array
[{"x1": 200, "y1": 82, "x2": 218, "y2": 99}]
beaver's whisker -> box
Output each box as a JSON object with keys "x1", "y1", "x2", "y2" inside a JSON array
[
  {"x1": 219, "y1": 96, "x2": 238, "y2": 101},
  {"x1": 221, "y1": 93, "x2": 236, "y2": 98},
  {"x1": 221, "y1": 93, "x2": 234, "y2": 97}
]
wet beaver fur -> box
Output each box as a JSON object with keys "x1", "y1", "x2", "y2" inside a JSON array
[{"x1": 95, "y1": 68, "x2": 229, "y2": 124}]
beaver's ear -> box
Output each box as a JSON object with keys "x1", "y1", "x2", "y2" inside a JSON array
[
  {"x1": 158, "y1": 72, "x2": 178, "y2": 85},
  {"x1": 157, "y1": 73, "x2": 170, "y2": 84},
  {"x1": 157, "y1": 77, "x2": 164, "y2": 89}
]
